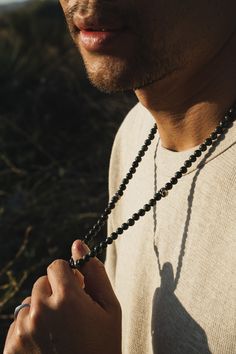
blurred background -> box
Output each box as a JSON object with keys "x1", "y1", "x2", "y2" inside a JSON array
[{"x1": 0, "y1": 0, "x2": 136, "y2": 349}]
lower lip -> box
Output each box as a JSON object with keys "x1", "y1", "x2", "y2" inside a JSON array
[{"x1": 79, "y1": 30, "x2": 124, "y2": 52}]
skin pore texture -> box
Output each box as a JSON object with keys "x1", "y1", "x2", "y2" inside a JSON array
[{"x1": 60, "y1": 0, "x2": 236, "y2": 151}]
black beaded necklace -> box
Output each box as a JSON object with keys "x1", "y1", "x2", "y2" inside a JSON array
[{"x1": 69, "y1": 104, "x2": 236, "y2": 269}]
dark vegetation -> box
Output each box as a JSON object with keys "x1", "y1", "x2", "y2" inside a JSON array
[{"x1": 0, "y1": 0, "x2": 136, "y2": 348}]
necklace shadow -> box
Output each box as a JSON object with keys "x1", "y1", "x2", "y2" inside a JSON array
[{"x1": 150, "y1": 130, "x2": 229, "y2": 354}]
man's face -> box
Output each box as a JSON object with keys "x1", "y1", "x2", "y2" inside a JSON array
[{"x1": 60, "y1": 0, "x2": 233, "y2": 93}]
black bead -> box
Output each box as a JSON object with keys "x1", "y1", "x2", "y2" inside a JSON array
[
  {"x1": 133, "y1": 213, "x2": 140, "y2": 221},
  {"x1": 83, "y1": 253, "x2": 91, "y2": 262},
  {"x1": 126, "y1": 172, "x2": 133, "y2": 180},
  {"x1": 175, "y1": 171, "x2": 182, "y2": 179},
  {"x1": 155, "y1": 192, "x2": 162, "y2": 201},
  {"x1": 199, "y1": 144, "x2": 207, "y2": 152},
  {"x1": 76, "y1": 259, "x2": 85, "y2": 267},
  {"x1": 215, "y1": 126, "x2": 223, "y2": 134},
  {"x1": 111, "y1": 232, "x2": 118, "y2": 240},
  {"x1": 144, "y1": 204, "x2": 151, "y2": 211},
  {"x1": 129, "y1": 167, "x2": 136, "y2": 174},
  {"x1": 128, "y1": 218, "x2": 135, "y2": 226},
  {"x1": 180, "y1": 166, "x2": 187, "y2": 174},
  {"x1": 99, "y1": 241, "x2": 107, "y2": 249},
  {"x1": 69, "y1": 258, "x2": 75, "y2": 268},
  {"x1": 122, "y1": 177, "x2": 129, "y2": 185},
  {"x1": 122, "y1": 223, "x2": 129, "y2": 230},
  {"x1": 108, "y1": 201, "x2": 115, "y2": 209},
  {"x1": 117, "y1": 227, "x2": 124, "y2": 235},
  {"x1": 111, "y1": 195, "x2": 119, "y2": 203},
  {"x1": 145, "y1": 139, "x2": 152, "y2": 146},
  {"x1": 132, "y1": 160, "x2": 139, "y2": 168},
  {"x1": 138, "y1": 209, "x2": 146, "y2": 216},
  {"x1": 104, "y1": 207, "x2": 112, "y2": 215},
  {"x1": 170, "y1": 177, "x2": 178, "y2": 185},
  {"x1": 106, "y1": 237, "x2": 113, "y2": 244},
  {"x1": 205, "y1": 138, "x2": 212, "y2": 146},
  {"x1": 184, "y1": 160, "x2": 192, "y2": 168},
  {"x1": 89, "y1": 250, "x2": 95, "y2": 257},
  {"x1": 135, "y1": 156, "x2": 142, "y2": 163},
  {"x1": 210, "y1": 132, "x2": 218, "y2": 140},
  {"x1": 165, "y1": 182, "x2": 173, "y2": 190},
  {"x1": 117, "y1": 190, "x2": 124, "y2": 197},
  {"x1": 101, "y1": 213, "x2": 107, "y2": 221},
  {"x1": 193, "y1": 150, "x2": 202, "y2": 157},
  {"x1": 189, "y1": 155, "x2": 197, "y2": 163},
  {"x1": 120, "y1": 183, "x2": 127, "y2": 191},
  {"x1": 142, "y1": 145, "x2": 148, "y2": 152},
  {"x1": 149, "y1": 198, "x2": 156, "y2": 206},
  {"x1": 139, "y1": 150, "x2": 145, "y2": 157}
]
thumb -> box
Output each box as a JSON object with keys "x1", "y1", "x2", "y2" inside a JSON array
[{"x1": 71, "y1": 240, "x2": 119, "y2": 311}]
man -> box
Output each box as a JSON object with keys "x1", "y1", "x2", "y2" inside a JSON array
[{"x1": 4, "y1": 0, "x2": 236, "y2": 353}]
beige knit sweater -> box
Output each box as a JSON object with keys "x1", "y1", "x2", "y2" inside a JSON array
[{"x1": 105, "y1": 103, "x2": 236, "y2": 354}]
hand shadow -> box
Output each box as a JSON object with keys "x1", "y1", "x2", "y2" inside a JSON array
[{"x1": 151, "y1": 262, "x2": 212, "y2": 354}]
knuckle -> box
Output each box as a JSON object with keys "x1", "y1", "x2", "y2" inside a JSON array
[{"x1": 47, "y1": 259, "x2": 67, "y2": 272}]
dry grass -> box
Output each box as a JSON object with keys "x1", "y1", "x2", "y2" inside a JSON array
[{"x1": 0, "y1": 0, "x2": 136, "y2": 348}]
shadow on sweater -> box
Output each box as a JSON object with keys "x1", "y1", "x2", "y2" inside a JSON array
[
  {"x1": 150, "y1": 128, "x2": 230, "y2": 354},
  {"x1": 151, "y1": 262, "x2": 211, "y2": 354}
]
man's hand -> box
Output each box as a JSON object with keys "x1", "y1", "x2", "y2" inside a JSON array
[{"x1": 4, "y1": 240, "x2": 122, "y2": 354}]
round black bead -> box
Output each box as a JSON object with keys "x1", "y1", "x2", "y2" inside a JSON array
[
  {"x1": 199, "y1": 144, "x2": 207, "y2": 152},
  {"x1": 132, "y1": 160, "x2": 139, "y2": 168},
  {"x1": 104, "y1": 207, "x2": 112, "y2": 215},
  {"x1": 111, "y1": 195, "x2": 119, "y2": 203},
  {"x1": 111, "y1": 232, "x2": 118, "y2": 240},
  {"x1": 83, "y1": 253, "x2": 91, "y2": 262},
  {"x1": 145, "y1": 139, "x2": 152, "y2": 146},
  {"x1": 101, "y1": 213, "x2": 107, "y2": 221},
  {"x1": 210, "y1": 132, "x2": 218, "y2": 140},
  {"x1": 99, "y1": 241, "x2": 107, "y2": 249},
  {"x1": 170, "y1": 177, "x2": 178, "y2": 185},
  {"x1": 126, "y1": 172, "x2": 133, "y2": 180},
  {"x1": 117, "y1": 190, "x2": 124, "y2": 197},
  {"x1": 128, "y1": 218, "x2": 135, "y2": 226},
  {"x1": 144, "y1": 204, "x2": 151, "y2": 211},
  {"x1": 89, "y1": 250, "x2": 95, "y2": 257},
  {"x1": 184, "y1": 160, "x2": 192, "y2": 168},
  {"x1": 108, "y1": 201, "x2": 115, "y2": 209},
  {"x1": 69, "y1": 258, "x2": 75, "y2": 268},
  {"x1": 122, "y1": 223, "x2": 129, "y2": 230},
  {"x1": 142, "y1": 145, "x2": 148, "y2": 152},
  {"x1": 122, "y1": 178, "x2": 129, "y2": 185},
  {"x1": 175, "y1": 171, "x2": 182, "y2": 179},
  {"x1": 155, "y1": 192, "x2": 162, "y2": 201},
  {"x1": 215, "y1": 126, "x2": 223, "y2": 135},
  {"x1": 76, "y1": 259, "x2": 85, "y2": 268},
  {"x1": 139, "y1": 150, "x2": 145, "y2": 157},
  {"x1": 149, "y1": 198, "x2": 156, "y2": 206},
  {"x1": 135, "y1": 156, "x2": 142, "y2": 163},
  {"x1": 193, "y1": 150, "x2": 202, "y2": 157},
  {"x1": 106, "y1": 237, "x2": 113, "y2": 244},
  {"x1": 117, "y1": 227, "x2": 124, "y2": 235},
  {"x1": 133, "y1": 213, "x2": 140, "y2": 221},
  {"x1": 138, "y1": 209, "x2": 146, "y2": 216},
  {"x1": 180, "y1": 166, "x2": 187, "y2": 174},
  {"x1": 129, "y1": 167, "x2": 136, "y2": 174},
  {"x1": 205, "y1": 138, "x2": 212, "y2": 146},
  {"x1": 165, "y1": 182, "x2": 173, "y2": 190},
  {"x1": 120, "y1": 183, "x2": 127, "y2": 191},
  {"x1": 189, "y1": 155, "x2": 197, "y2": 163}
]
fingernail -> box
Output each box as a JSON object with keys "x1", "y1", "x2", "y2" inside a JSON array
[{"x1": 74, "y1": 240, "x2": 90, "y2": 256}]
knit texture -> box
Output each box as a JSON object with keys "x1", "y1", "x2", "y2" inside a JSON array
[{"x1": 105, "y1": 103, "x2": 236, "y2": 354}]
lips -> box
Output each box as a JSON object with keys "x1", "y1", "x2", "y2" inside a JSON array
[{"x1": 73, "y1": 17, "x2": 127, "y2": 52}]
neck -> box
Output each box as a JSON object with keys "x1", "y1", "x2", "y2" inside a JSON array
[{"x1": 135, "y1": 31, "x2": 236, "y2": 152}]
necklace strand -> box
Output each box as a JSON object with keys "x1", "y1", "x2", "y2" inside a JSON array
[{"x1": 70, "y1": 104, "x2": 236, "y2": 269}]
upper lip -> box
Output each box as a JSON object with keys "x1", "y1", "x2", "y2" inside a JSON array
[{"x1": 73, "y1": 17, "x2": 125, "y2": 32}]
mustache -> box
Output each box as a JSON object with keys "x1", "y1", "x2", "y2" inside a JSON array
[{"x1": 65, "y1": 1, "x2": 132, "y2": 26}]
